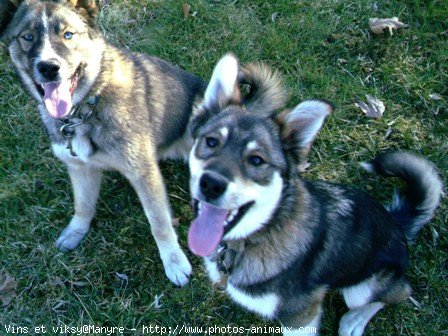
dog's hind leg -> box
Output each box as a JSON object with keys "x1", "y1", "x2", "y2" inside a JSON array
[
  {"x1": 56, "y1": 164, "x2": 102, "y2": 252},
  {"x1": 125, "y1": 162, "x2": 192, "y2": 287},
  {"x1": 281, "y1": 288, "x2": 326, "y2": 335},
  {"x1": 339, "y1": 275, "x2": 411, "y2": 336},
  {"x1": 282, "y1": 303, "x2": 322, "y2": 335}
]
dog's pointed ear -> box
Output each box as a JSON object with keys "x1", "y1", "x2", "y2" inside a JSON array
[
  {"x1": 68, "y1": 0, "x2": 98, "y2": 24},
  {"x1": 203, "y1": 53, "x2": 241, "y2": 111},
  {"x1": 276, "y1": 100, "x2": 333, "y2": 166},
  {"x1": 190, "y1": 53, "x2": 241, "y2": 138},
  {"x1": 0, "y1": 0, "x2": 20, "y2": 38}
]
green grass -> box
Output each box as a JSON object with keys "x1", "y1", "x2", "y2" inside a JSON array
[{"x1": 1, "y1": 0, "x2": 447, "y2": 335}]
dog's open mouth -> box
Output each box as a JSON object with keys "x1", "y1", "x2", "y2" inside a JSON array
[
  {"x1": 36, "y1": 65, "x2": 81, "y2": 119},
  {"x1": 188, "y1": 200, "x2": 253, "y2": 257}
]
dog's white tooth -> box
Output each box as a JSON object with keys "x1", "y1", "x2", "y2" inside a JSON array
[
  {"x1": 231, "y1": 209, "x2": 238, "y2": 217},
  {"x1": 198, "y1": 202, "x2": 202, "y2": 210},
  {"x1": 227, "y1": 214, "x2": 235, "y2": 223}
]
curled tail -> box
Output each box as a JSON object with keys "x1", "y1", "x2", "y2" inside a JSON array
[
  {"x1": 239, "y1": 62, "x2": 287, "y2": 115},
  {"x1": 361, "y1": 151, "x2": 443, "y2": 243}
]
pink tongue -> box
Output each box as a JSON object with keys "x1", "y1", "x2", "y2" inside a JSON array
[
  {"x1": 188, "y1": 203, "x2": 229, "y2": 257},
  {"x1": 43, "y1": 80, "x2": 72, "y2": 118}
]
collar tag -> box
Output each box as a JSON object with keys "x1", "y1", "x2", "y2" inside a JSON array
[
  {"x1": 58, "y1": 95, "x2": 100, "y2": 157},
  {"x1": 211, "y1": 243, "x2": 231, "y2": 291}
]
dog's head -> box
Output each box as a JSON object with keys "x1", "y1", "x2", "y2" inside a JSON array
[
  {"x1": 0, "y1": 0, "x2": 103, "y2": 118},
  {"x1": 188, "y1": 54, "x2": 333, "y2": 257}
]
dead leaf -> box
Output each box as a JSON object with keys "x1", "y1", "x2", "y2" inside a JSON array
[
  {"x1": 369, "y1": 17, "x2": 407, "y2": 35},
  {"x1": 115, "y1": 272, "x2": 129, "y2": 282},
  {"x1": 0, "y1": 270, "x2": 17, "y2": 307},
  {"x1": 409, "y1": 296, "x2": 422, "y2": 309},
  {"x1": 429, "y1": 93, "x2": 443, "y2": 100},
  {"x1": 355, "y1": 94, "x2": 385, "y2": 118},
  {"x1": 67, "y1": 280, "x2": 89, "y2": 289},
  {"x1": 384, "y1": 126, "x2": 393, "y2": 139},
  {"x1": 152, "y1": 294, "x2": 163, "y2": 309},
  {"x1": 172, "y1": 217, "x2": 180, "y2": 227},
  {"x1": 297, "y1": 161, "x2": 310, "y2": 173},
  {"x1": 182, "y1": 3, "x2": 191, "y2": 20},
  {"x1": 431, "y1": 227, "x2": 439, "y2": 247}
]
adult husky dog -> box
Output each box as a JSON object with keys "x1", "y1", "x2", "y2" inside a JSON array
[
  {"x1": 187, "y1": 54, "x2": 442, "y2": 334},
  {"x1": 0, "y1": 0, "x2": 207, "y2": 286}
]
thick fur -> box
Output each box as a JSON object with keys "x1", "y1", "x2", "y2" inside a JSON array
[
  {"x1": 188, "y1": 54, "x2": 442, "y2": 335},
  {"x1": 1, "y1": 0, "x2": 207, "y2": 286}
]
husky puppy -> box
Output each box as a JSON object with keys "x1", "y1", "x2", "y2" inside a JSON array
[
  {"x1": 0, "y1": 0, "x2": 207, "y2": 286},
  {"x1": 187, "y1": 54, "x2": 442, "y2": 335}
]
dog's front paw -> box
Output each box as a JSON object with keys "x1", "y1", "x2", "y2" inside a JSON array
[
  {"x1": 162, "y1": 249, "x2": 192, "y2": 287},
  {"x1": 55, "y1": 227, "x2": 88, "y2": 252},
  {"x1": 338, "y1": 311, "x2": 367, "y2": 336},
  {"x1": 338, "y1": 302, "x2": 384, "y2": 336}
]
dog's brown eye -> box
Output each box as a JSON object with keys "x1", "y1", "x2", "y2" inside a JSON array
[
  {"x1": 205, "y1": 137, "x2": 219, "y2": 148},
  {"x1": 248, "y1": 155, "x2": 265, "y2": 166}
]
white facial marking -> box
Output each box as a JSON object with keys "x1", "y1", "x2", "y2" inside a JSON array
[
  {"x1": 42, "y1": 11, "x2": 48, "y2": 31},
  {"x1": 246, "y1": 141, "x2": 259, "y2": 151},
  {"x1": 39, "y1": 12, "x2": 58, "y2": 61},
  {"x1": 223, "y1": 171, "x2": 283, "y2": 240},
  {"x1": 219, "y1": 127, "x2": 229, "y2": 139}
]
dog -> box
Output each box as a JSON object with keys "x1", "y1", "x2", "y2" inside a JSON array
[
  {"x1": 0, "y1": 0, "x2": 208, "y2": 286},
  {"x1": 187, "y1": 54, "x2": 442, "y2": 335}
]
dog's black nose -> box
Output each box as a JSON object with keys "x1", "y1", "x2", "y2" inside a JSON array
[
  {"x1": 37, "y1": 59, "x2": 61, "y2": 80},
  {"x1": 200, "y1": 173, "x2": 228, "y2": 200}
]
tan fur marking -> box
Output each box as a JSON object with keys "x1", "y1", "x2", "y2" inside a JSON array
[
  {"x1": 281, "y1": 287, "x2": 326, "y2": 328},
  {"x1": 227, "y1": 180, "x2": 316, "y2": 286}
]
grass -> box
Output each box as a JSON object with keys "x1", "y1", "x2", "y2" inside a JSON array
[{"x1": 0, "y1": 0, "x2": 447, "y2": 334}]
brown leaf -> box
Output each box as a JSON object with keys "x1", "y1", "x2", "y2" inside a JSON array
[
  {"x1": 369, "y1": 17, "x2": 407, "y2": 35},
  {"x1": 355, "y1": 94, "x2": 385, "y2": 118},
  {"x1": 182, "y1": 3, "x2": 191, "y2": 20},
  {"x1": 0, "y1": 270, "x2": 17, "y2": 307}
]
